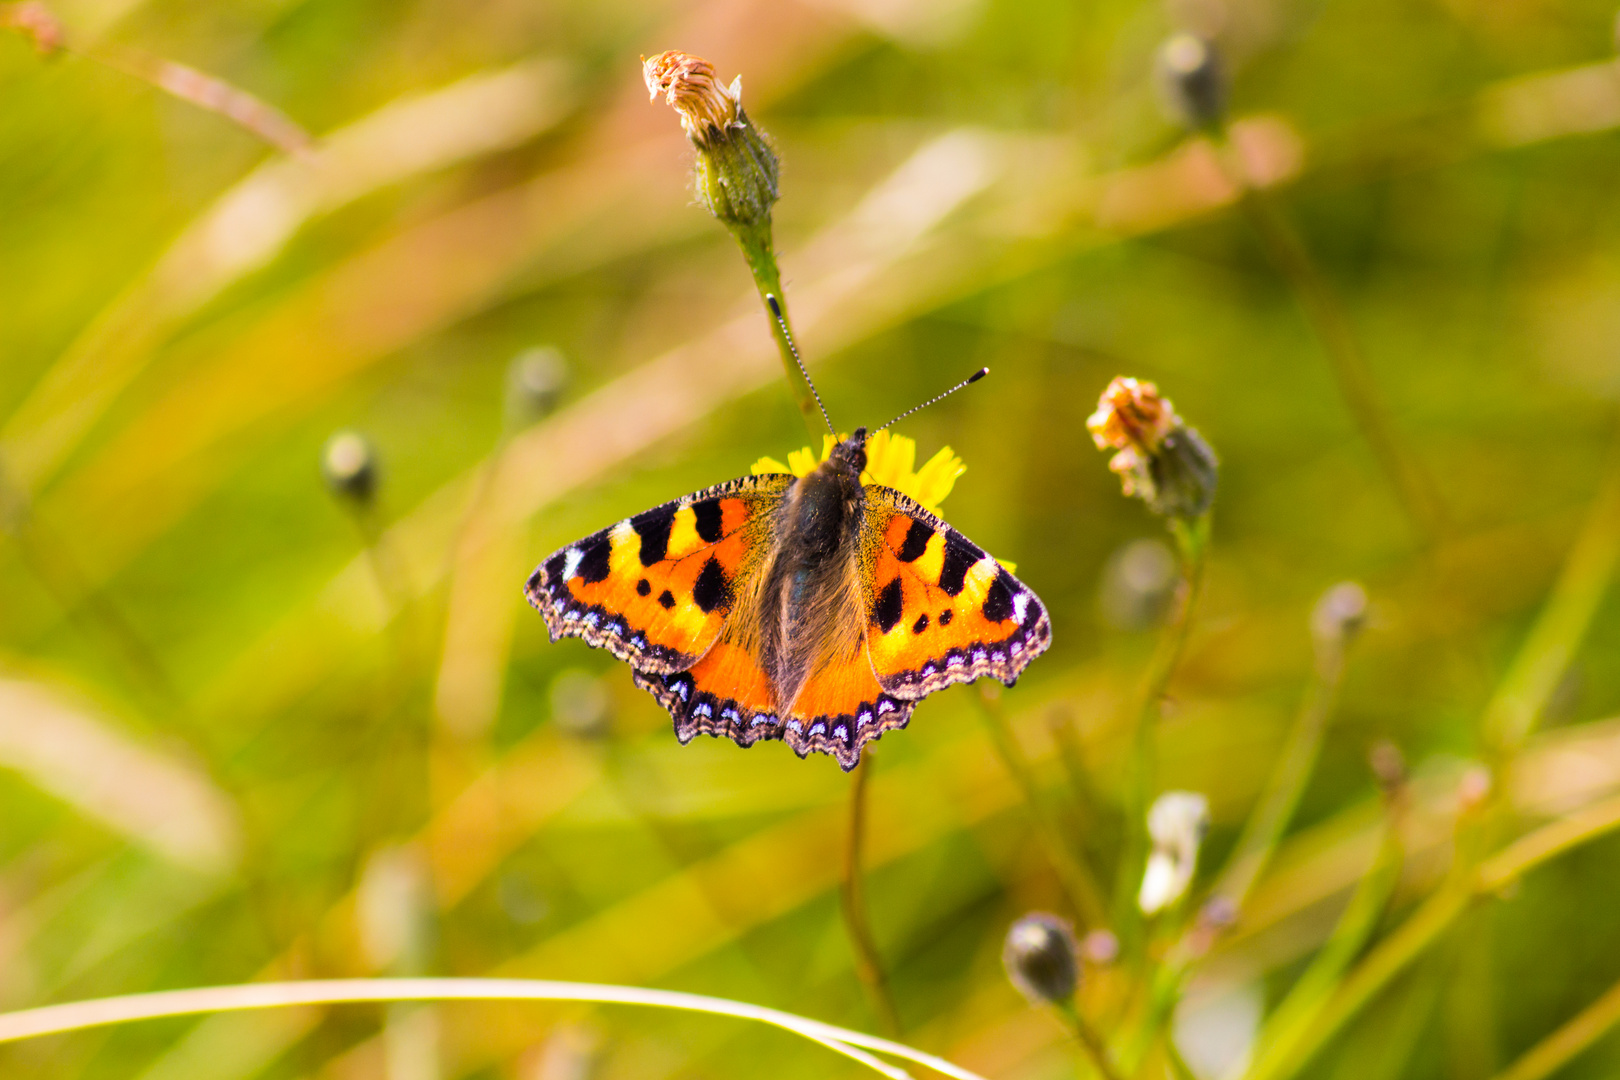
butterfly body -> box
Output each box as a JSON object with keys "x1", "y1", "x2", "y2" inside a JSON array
[{"x1": 526, "y1": 428, "x2": 1051, "y2": 769}]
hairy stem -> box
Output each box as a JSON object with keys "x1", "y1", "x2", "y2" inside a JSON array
[
  {"x1": 1057, "y1": 1000, "x2": 1126, "y2": 1080},
  {"x1": 733, "y1": 221, "x2": 828, "y2": 436},
  {"x1": 1116, "y1": 513, "x2": 1210, "y2": 951}
]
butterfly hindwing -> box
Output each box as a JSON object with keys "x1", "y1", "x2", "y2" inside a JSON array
[
  {"x1": 526, "y1": 475, "x2": 791, "y2": 674},
  {"x1": 861, "y1": 486, "x2": 1052, "y2": 699}
]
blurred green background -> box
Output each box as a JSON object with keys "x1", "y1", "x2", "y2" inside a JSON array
[{"x1": 4, "y1": 0, "x2": 1620, "y2": 1077}]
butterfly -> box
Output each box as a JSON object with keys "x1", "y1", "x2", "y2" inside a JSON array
[{"x1": 524, "y1": 299, "x2": 1051, "y2": 769}]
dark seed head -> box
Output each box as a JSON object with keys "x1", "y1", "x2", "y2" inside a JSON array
[
  {"x1": 1002, "y1": 913, "x2": 1079, "y2": 1005},
  {"x1": 1155, "y1": 33, "x2": 1227, "y2": 131},
  {"x1": 322, "y1": 430, "x2": 377, "y2": 503}
]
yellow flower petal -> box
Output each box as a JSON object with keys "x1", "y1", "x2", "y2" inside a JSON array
[{"x1": 751, "y1": 455, "x2": 791, "y2": 475}]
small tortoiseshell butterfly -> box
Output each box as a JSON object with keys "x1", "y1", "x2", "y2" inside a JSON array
[{"x1": 525, "y1": 298, "x2": 1051, "y2": 769}]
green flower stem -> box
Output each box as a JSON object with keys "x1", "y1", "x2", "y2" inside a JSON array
[
  {"x1": 841, "y1": 753, "x2": 902, "y2": 1035},
  {"x1": 1490, "y1": 973, "x2": 1620, "y2": 1080},
  {"x1": 731, "y1": 220, "x2": 826, "y2": 436},
  {"x1": 1115, "y1": 512, "x2": 1210, "y2": 953},
  {"x1": 976, "y1": 686, "x2": 1109, "y2": 929},
  {"x1": 0, "y1": 978, "x2": 985, "y2": 1080},
  {"x1": 1222, "y1": 153, "x2": 1446, "y2": 545},
  {"x1": 1056, "y1": 999, "x2": 1125, "y2": 1080},
  {"x1": 1246, "y1": 788, "x2": 1620, "y2": 1080}
]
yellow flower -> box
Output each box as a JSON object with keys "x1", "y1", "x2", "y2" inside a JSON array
[
  {"x1": 752, "y1": 430, "x2": 964, "y2": 513},
  {"x1": 751, "y1": 431, "x2": 1014, "y2": 570}
]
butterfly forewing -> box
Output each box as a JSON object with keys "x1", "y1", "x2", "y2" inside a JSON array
[
  {"x1": 525, "y1": 475, "x2": 790, "y2": 673},
  {"x1": 861, "y1": 486, "x2": 1052, "y2": 698}
]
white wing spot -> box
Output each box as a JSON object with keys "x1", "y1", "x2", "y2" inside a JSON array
[{"x1": 561, "y1": 547, "x2": 584, "y2": 580}]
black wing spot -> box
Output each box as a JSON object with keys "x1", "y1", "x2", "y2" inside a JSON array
[
  {"x1": 939, "y1": 609, "x2": 954, "y2": 626},
  {"x1": 577, "y1": 537, "x2": 612, "y2": 584},
  {"x1": 632, "y1": 504, "x2": 676, "y2": 566},
  {"x1": 658, "y1": 589, "x2": 676, "y2": 609},
  {"x1": 543, "y1": 551, "x2": 567, "y2": 583},
  {"x1": 692, "y1": 557, "x2": 730, "y2": 613},
  {"x1": 636, "y1": 578, "x2": 652, "y2": 597},
  {"x1": 898, "y1": 518, "x2": 933, "y2": 562},
  {"x1": 982, "y1": 571, "x2": 1014, "y2": 623},
  {"x1": 938, "y1": 531, "x2": 983, "y2": 597},
  {"x1": 874, "y1": 578, "x2": 904, "y2": 634},
  {"x1": 692, "y1": 499, "x2": 725, "y2": 544},
  {"x1": 912, "y1": 613, "x2": 929, "y2": 634}
]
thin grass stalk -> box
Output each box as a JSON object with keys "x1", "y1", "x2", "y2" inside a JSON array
[
  {"x1": 1489, "y1": 974, "x2": 1620, "y2": 1080},
  {"x1": 1213, "y1": 632, "x2": 1354, "y2": 912},
  {"x1": 0, "y1": 3, "x2": 314, "y2": 156},
  {"x1": 1244, "y1": 800, "x2": 1407, "y2": 1077},
  {"x1": 1246, "y1": 789, "x2": 1620, "y2": 1080},
  {"x1": 1483, "y1": 428, "x2": 1620, "y2": 755},
  {"x1": 1225, "y1": 171, "x2": 1446, "y2": 544},
  {"x1": 0, "y1": 978, "x2": 989, "y2": 1080},
  {"x1": 841, "y1": 753, "x2": 902, "y2": 1035},
  {"x1": 976, "y1": 686, "x2": 1109, "y2": 928}
]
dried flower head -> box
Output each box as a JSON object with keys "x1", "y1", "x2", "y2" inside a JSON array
[
  {"x1": 642, "y1": 50, "x2": 779, "y2": 229},
  {"x1": 1003, "y1": 912, "x2": 1079, "y2": 1005},
  {"x1": 1139, "y1": 790, "x2": 1210, "y2": 915},
  {"x1": 0, "y1": 2, "x2": 65, "y2": 54},
  {"x1": 643, "y1": 51, "x2": 740, "y2": 146},
  {"x1": 1088, "y1": 377, "x2": 1218, "y2": 519},
  {"x1": 1155, "y1": 33, "x2": 1227, "y2": 130}
]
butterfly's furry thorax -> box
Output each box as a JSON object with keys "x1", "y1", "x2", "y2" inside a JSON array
[{"x1": 756, "y1": 430, "x2": 871, "y2": 713}]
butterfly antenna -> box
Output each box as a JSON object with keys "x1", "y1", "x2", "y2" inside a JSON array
[
  {"x1": 871, "y1": 367, "x2": 989, "y2": 435},
  {"x1": 765, "y1": 294, "x2": 835, "y2": 435}
]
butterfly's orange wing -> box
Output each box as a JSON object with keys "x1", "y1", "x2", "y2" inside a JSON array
[
  {"x1": 861, "y1": 486, "x2": 1051, "y2": 701},
  {"x1": 525, "y1": 475, "x2": 790, "y2": 674}
]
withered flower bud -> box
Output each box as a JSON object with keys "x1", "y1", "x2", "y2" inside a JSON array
[
  {"x1": 643, "y1": 50, "x2": 779, "y2": 229},
  {"x1": 0, "y1": 2, "x2": 65, "y2": 54},
  {"x1": 1368, "y1": 739, "x2": 1406, "y2": 795},
  {"x1": 1003, "y1": 913, "x2": 1079, "y2": 1005},
  {"x1": 1155, "y1": 34, "x2": 1227, "y2": 131},
  {"x1": 1088, "y1": 377, "x2": 1218, "y2": 520},
  {"x1": 507, "y1": 345, "x2": 568, "y2": 426},
  {"x1": 322, "y1": 430, "x2": 378, "y2": 504}
]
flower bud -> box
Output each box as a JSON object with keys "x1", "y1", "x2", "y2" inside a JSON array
[
  {"x1": 506, "y1": 346, "x2": 568, "y2": 426},
  {"x1": 1368, "y1": 739, "x2": 1406, "y2": 795},
  {"x1": 1155, "y1": 34, "x2": 1227, "y2": 131},
  {"x1": 323, "y1": 430, "x2": 378, "y2": 504},
  {"x1": 1099, "y1": 537, "x2": 1178, "y2": 630},
  {"x1": 1088, "y1": 377, "x2": 1218, "y2": 520},
  {"x1": 1311, "y1": 582, "x2": 1368, "y2": 655},
  {"x1": 1003, "y1": 913, "x2": 1079, "y2": 1005},
  {"x1": 1081, "y1": 928, "x2": 1120, "y2": 966},
  {"x1": 643, "y1": 51, "x2": 779, "y2": 229},
  {"x1": 1139, "y1": 791, "x2": 1210, "y2": 915},
  {"x1": 551, "y1": 668, "x2": 610, "y2": 738}
]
